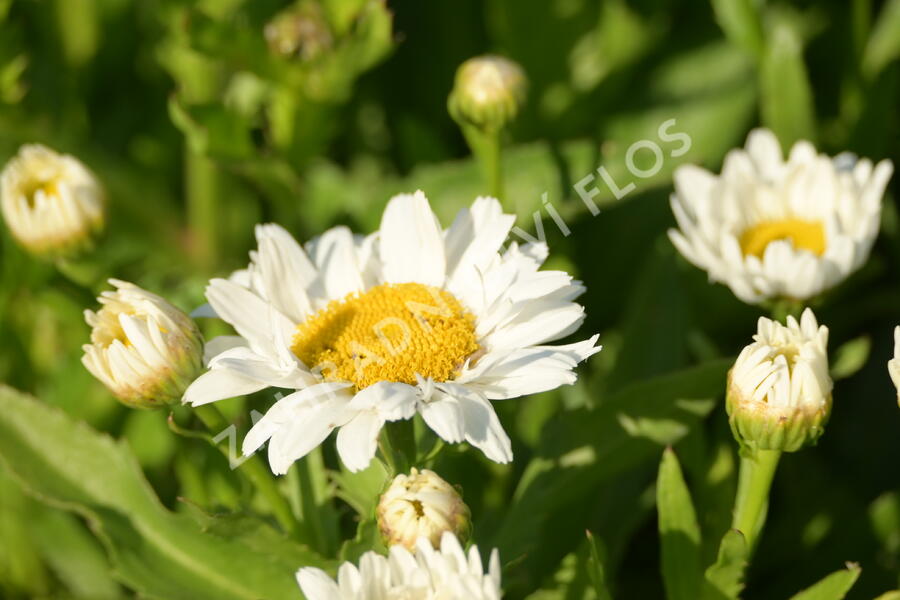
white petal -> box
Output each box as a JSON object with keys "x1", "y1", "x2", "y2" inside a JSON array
[
  {"x1": 182, "y1": 367, "x2": 269, "y2": 406},
  {"x1": 438, "y1": 383, "x2": 512, "y2": 463},
  {"x1": 310, "y1": 226, "x2": 365, "y2": 301},
  {"x1": 420, "y1": 392, "x2": 466, "y2": 443},
  {"x1": 205, "y1": 278, "x2": 294, "y2": 356},
  {"x1": 242, "y1": 382, "x2": 352, "y2": 457},
  {"x1": 379, "y1": 190, "x2": 446, "y2": 286},
  {"x1": 347, "y1": 381, "x2": 418, "y2": 421},
  {"x1": 336, "y1": 411, "x2": 385, "y2": 472},
  {"x1": 255, "y1": 223, "x2": 316, "y2": 321},
  {"x1": 296, "y1": 568, "x2": 341, "y2": 600}
]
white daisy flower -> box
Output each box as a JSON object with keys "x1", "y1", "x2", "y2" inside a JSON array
[
  {"x1": 83, "y1": 279, "x2": 204, "y2": 409},
  {"x1": 183, "y1": 191, "x2": 599, "y2": 473},
  {"x1": 297, "y1": 532, "x2": 502, "y2": 600},
  {"x1": 727, "y1": 308, "x2": 832, "y2": 452},
  {"x1": 377, "y1": 468, "x2": 470, "y2": 550},
  {"x1": 669, "y1": 128, "x2": 893, "y2": 304},
  {"x1": 1, "y1": 144, "x2": 105, "y2": 257},
  {"x1": 887, "y1": 326, "x2": 900, "y2": 407}
]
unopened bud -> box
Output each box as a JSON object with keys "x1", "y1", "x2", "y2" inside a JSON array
[
  {"x1": 82, "y1": 279, "x2": 204, "y2": 409},
  {"x1": 727, "y1": 308, "x2": 832, "y2": 453},
  {"x1": 448, "y1": 55, "x2": 526, "y2": 133},
  {"x1": 1, "y1": 144, "x2": 104, "y2": 258},
  {"x1": 376, "y1": 468, "x2": 470, "y2": 550}
]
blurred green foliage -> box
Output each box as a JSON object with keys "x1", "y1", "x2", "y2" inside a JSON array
[{"x1": 0, "y1": 0, "x2": 898, "y2": 599}]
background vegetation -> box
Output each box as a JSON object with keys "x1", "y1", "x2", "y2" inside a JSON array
[{"x1": 0, "y1": 0, "x2": 898, "y2": 598}]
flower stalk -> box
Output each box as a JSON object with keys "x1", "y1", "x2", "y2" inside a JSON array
[
  {"x1": 731, "y1": 448, "x2": 781, "y2": 551},
  {"x1": 192, "y1": 403, "x2": 304, "y2": 540}
]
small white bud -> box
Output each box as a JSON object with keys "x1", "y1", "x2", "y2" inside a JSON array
[
  {"x1": 376, "y1": 468, "x2": 471, "y2": 550},
  {"x1": 82, "y1": 280, "x2": 203, "y2": 409},
  {"x1": 727, "y1": 308, "x2": 832, "y2": 452},
  {"x1": 1, "y1": 144, "x2": 104, "y2": 258}
]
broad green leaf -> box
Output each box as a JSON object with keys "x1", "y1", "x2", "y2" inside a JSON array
[
  {"x1": 759, "y1": 20, "x2": 816, "y2": 148},
  {"x1": 0, "y1": 385, "x2": 329, "y2": 600},
  {"x1": 710, "y1": 0, "x2": 764, "y2": 58},
  {"x1": 0, "y1": 468, "x2": 51, "y2": 597},
  {"x1": 586, "y1": 530, "x2": 613, "y2": 600},
  {"x1": 874, "y1": 592, "x2": 900, "y2": 600},
  {"x1": 32, "y1": 508, "x2": 123, "y2": 599},
  {"x1": 788, "y1": 563, "x2": 862, "y2": 600},
  {"x1": 702, "y1": 529, "x2": 748, "y2": 600},
  {"x1": 657, "y1": 448, "x2": 703, "y2": 600},
  {"x1": 830, "y1": 336, "x2": 871, "y2": 380},
  {"x1": 491, "y1": 359, "x2": 730, "y2": 572},
  {"x1": 863, "y1": 0, "x2": 900, "y2": 79}
]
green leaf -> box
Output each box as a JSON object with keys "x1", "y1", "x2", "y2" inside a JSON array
[
  {"x1": 788, "y1": 563, "x2": 862, "y2": 600},
  {"x1": 491, "y1": 359, "x2": 730, "y2": 572},
  {"x1": 586, "y1": 531, "x2": 613, "y2": 600},
  {"x1": 710, "y1": 0, "x2": 764, "y2": 58},
  {"x1": 830, "y1": 336, "x2": 871, "y2": 380},
  {"x1": 759, "y1": 20, "x2": 816, "y2": 148},
  {"x1": 702, "y1": 529, "x2": 748, "y2": 600},
  {"x1": 0, "y1": 385, "x2": 330, "y2": 600},
  {"x1": 657, "y1": 448, "x2": 703, "y2": 600},
  {"x1": 31, "y1": 508, "x2": 123, "y2": 599},
  {"x1": 874, "y1": 592, "x2": 900, "y2": 600},
  {"x1": 863, "y1": 0, "x2": 900, "y2": 79}
]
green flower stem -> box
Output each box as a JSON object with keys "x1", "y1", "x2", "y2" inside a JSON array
[
  {"x1": 185, "y1": 147, "x2": 219, "y2": 271},
  {"x1": 732, "y1": 448, "x2": 782, "y2": 551},
  {"x1": 192, "y1": 404, "x2": 303, "y2": 539},
  {"x1": 379, "y1": 420, "x2": 417, "y2": 475},
  {"x1": 461, "y1": 123, "x2": 505, "y2": 204},
  {"x1": 295, "y1": 451, "x2": 328, "y2": 553}
]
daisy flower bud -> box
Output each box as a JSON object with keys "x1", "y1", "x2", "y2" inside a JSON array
[
  {"x1": 376, "y1": 468, "x2": 471, "y2": 550},
  {"x1": 297, "y1": 532, "x2": 502, "y2": 600},
  {"x1": 888, "y1": 327, "x2": 900, "y2": 407},
  {"x1": 727, "y1": 308, "x2": 832, "y2": 453},
  {"x1": 448, "y1": 55, "x2": 527, "y2": 133},
  {"x1": 1, "y1": 144, "x2": 105, "y2": 258},
  {"x1": 82, "y1": 280, "x2": 204, "y2": 409}
]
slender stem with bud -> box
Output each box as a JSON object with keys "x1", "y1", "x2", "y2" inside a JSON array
[
  {"x1": 192, "y1": 404, "x2": 303, "y2": 539},
  {"x1": 461, "y1": 124, "x2": 505, "y2": 204},
  {"x1": 731, "y1": 448, "x2": 781, "y2": 551}
]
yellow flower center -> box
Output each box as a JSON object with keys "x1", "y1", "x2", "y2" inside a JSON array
[
  {"x1": 739, "y1": 219, "x2": 826, "y2": 259},
  {"x1": 292, "y1": 283, "x2": 480, "y2": 391},
  {"x1": 23, "y1": 178, "x2": 59, "y2": 207}
]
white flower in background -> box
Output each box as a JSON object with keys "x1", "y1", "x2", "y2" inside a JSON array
[
  {"x1": 669, "y1": 128, "x2": 893, "y2": 304},
  {"x1": 297, "y1": 532, "x2": 502, "y2": 600},
  {"x1": 184, "y1": 191, "x2": 600, "y2": 473},
  {"x1": 1, "y1": 144, "x2": 105, "y2": 257},
  {"x1": 83, "y1": 279, "x2": 204, "y2": 409},
  {"x1": 887, "y1": 327, "x2": 900, "y2": 407},
  {"x1": 727, "y1": 308, "x2": 832, "y2": 452},
  {"x1": 377, "y1": 468, "x2": 470, "y2": 550}
]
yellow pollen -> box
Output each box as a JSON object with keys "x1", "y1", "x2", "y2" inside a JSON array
[
  {"x1": 292, "y1": 283, "x2": 479, "y2": 391},
  {"x1": 739, "y1": 219, "x2": 826, "y2": 259}
]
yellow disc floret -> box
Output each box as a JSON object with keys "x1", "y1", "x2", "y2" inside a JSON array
[
  {"x1": 292, "y1": 283, "x2": 480, "y2": 390},
  {"x1": 740, "y1": 219, "x2": 826, "y2": 259}
]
